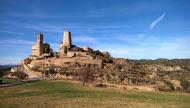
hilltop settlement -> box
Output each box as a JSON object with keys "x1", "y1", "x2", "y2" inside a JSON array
[{"x1": 2, "y1": 31, "x2": 190, "y2": 92}]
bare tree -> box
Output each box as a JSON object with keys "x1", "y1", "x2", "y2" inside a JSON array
[{"x1": 80, "y1": 67, "x2": 95, "y2": 87}]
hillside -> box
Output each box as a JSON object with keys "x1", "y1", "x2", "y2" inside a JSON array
[
  {"x1": 20, "y1": 58, "x2": 190, "y2": 92},
  {"x1": 0, "y1": 80, "x2": 190, "y2": 108}
]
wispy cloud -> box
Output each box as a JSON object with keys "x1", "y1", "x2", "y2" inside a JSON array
[
  {"x1": 91, "y1": 35, "x2": 190, "y2": 59},
  {"x1": 24, "y1": 24, "x2": 132, "y2": 35},
  {"x1": 0, "y1": 39, "x2": 34, "y2": 46},
  {"x1": 24, "y1": 25, "x2": 64, "y2": 33},
  {"x1": 0, "y1": 30, "x2": 24, "y2": 36},
  {"x1": 150, "y1": 13, "x2": 166, "y2": 30}
]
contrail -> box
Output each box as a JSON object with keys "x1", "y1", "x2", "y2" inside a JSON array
[{"x1": 150, "y1": 13, "x2": 166, "y2": 30}]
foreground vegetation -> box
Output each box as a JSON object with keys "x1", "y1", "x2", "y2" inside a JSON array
[{"x1": 0, "y1": 80, "x2": 189, "y2": 108}]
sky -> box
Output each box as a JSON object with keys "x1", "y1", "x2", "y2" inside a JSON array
[{"x1": 0, "y1": 0, "x2": 190, "y2": 64}]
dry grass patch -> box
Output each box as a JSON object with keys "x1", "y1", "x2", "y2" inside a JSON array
[{"x1": 0, "y1": 80, "x2": 189, "y2": 108}]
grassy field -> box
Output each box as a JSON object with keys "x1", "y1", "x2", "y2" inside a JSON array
[
  {"x1": 1, "y1": 79, "x2": 18, "y2": 84},
  {"x1": 0, "y1": 80, "x2": 189, "y2": 108}
]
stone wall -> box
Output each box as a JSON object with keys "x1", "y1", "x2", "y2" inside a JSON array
[
  {"x1": 67, "y1": 51, "x2": 87, "y2": 57},
  {"x1": 30, "y1": 57, "x2": 102, "y2": 68}
]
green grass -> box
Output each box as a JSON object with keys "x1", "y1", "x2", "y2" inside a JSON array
[
  {"x1": 0, "y1": 80, "x2": 190, "y2": 108},
  {"x1": 1, "y1": 79, "x2": 18, "y2": 84}
]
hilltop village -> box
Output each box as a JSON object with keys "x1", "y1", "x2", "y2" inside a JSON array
[
  {"x1": 6, "y1": 31, "x2": 190, "y2": 92},
  {"x1": 20, "y1": 31, "x2": 111, "y2": 78}
]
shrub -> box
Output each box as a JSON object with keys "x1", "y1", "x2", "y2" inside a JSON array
[
  {"x1": 11, "y1": 72, "x2": 28, "y2": 80},
  {"x1": 180, "y1": 79, "x2": 190, "y2": 92},
  {"x1": 48, "y1": 67, "x2": 57, "y2": 74},
  {"x1": 164, "y1": 81, "x2": 175, "y2": 90},
  {"x1": 156, "y1": 81, "x2": 174, "y2": 92},
  {"x1": 0, "y1": 66, "x2": 10, "y2": 78},
  {"x1": 110, "y1": 75, "x2": 120, "y2": 83},
  {"x1": 0, "y1": 66, "x2": 11, "y2": 84},
  {"x1": 79, "y1": 67, "x2": 95, "y2": 87}
]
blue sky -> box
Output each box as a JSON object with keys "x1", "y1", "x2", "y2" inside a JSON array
[{"x1": 0, "y1": 0, "x2": 190, "y2": 64}]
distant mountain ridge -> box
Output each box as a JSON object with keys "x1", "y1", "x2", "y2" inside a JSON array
[{"x1": 0, "y1": 64, "x2": 18, "y2": 68}]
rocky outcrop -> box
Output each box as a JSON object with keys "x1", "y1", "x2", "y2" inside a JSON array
[{"x1": 18, "y1": 31, "x2": 190, "y2": 92}]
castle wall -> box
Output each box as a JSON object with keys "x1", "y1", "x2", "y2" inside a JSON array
[
  {"x1": 30, "y1": 57, "x2": 102, "y2": 68},
  {"x1": 32, "y1": 45, "x2": 39, "y2": 56},
  {"x1": 59, "y1": 45, "x2": 67, "y2": 55},
  {"x1": 67, "y1": 52, "x2": 87, "y2": 57}
]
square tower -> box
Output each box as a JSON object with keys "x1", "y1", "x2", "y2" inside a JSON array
[{"x1": 32, "y1": 33, "x2": 44, "y2": 57}]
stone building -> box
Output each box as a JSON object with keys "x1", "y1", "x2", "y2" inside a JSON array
[
  {"x1": 21, "y1": 30, "x2": 109, "y2": 78},
  {"x1": 60, "y1": 31, "x2": 72, "y2": 55},
  {"x1": 82, "y1": 46, "x2": 93, "y2": 52},
  {"x1": 32, "y1": 33, "x2": 52, "y2": 57}
]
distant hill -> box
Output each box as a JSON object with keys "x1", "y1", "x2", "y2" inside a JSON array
[
  {"x1": 129, "y1": 58, "x2": 190, "y2": 66},
  {"x1": 0, "y1": 64, "x2": 18, "y2": 68}
]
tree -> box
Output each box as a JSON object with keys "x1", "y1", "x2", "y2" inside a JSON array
[
  {"x1": 43, "y1": 66, "x2": 57, "y2": 77},
  {"x1": 80, "y1": 67, "x2": 95, "y2": 87},
  {"x1": 0, "y1": 66, "x2": 11, "y2": 84}
]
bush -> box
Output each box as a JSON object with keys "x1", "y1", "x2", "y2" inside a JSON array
[
  {"x1": 0, "y1": 66, "x2": 11, "y2": 78},
  {"x1": 0, "y1": 66, "x2": 11, "y2": 84},
  {"x1": 48, "y1": 67, "x2": 57, "y2": 74},
  {"x1": 94, "y1": 50, "x2": 103, "y2": 56},
  {"x1": 180, "y1": 79, "x2": 190, "y2": 92},
  {"x1": 164, "y1": 81, "x2": 175, "y2": 90},
  {"x1": 110, "y1": 75, "x2": 120, "y2": 83},
  {"x1": 156, "y1": 81, "x2": 174, "y2": 92},
  {"x1": 11, "y1": 72, "x2": 28, "y2": 80}
]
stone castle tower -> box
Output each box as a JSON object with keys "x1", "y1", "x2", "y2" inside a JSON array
[
  {"x1": 32, "y1": 33, "x2": 52, "y2": 57},
  {"x1": 37, "y1": 33, "x2": 43, "y2": 56},
  {"x1": 32, "y1": 33, "x2": 44, "y2": 56},
  {"x1": 63, "y1": 31, "x2": 71, "y2": 49},
  {"x1": 60, "y1": 31, "x2": 72, "y2": 55}
]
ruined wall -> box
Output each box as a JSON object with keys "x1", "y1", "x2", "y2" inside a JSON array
[
  {"x1": 59, "y1": 45, "x2": 67, "y2": 56},
  {"x1": 67, "y1": 52, "x2": 87, "y2": 57},
  {"x1": 30, "y1": 57, "x2": 102, "y2": 68}
]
